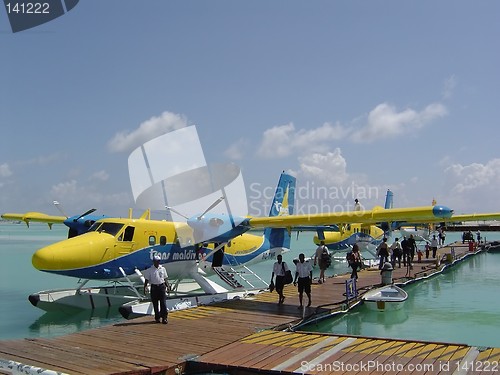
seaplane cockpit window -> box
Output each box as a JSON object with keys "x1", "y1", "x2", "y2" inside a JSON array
[
  {"x1": 149, "y1": 236, "x2": 156, "y2": 245},
  {"x1": 123, "y1": 226, "x2": 135, "y2": 241},
  {"x1": 88, "y1": 222, "x2": 102, "y2": 232},
  {"x1": 96, "y1": 222, "x2": 124, "y2": 236},
  {"x1": 160, "y1": 236, "x2": 167, "y2": 246}
]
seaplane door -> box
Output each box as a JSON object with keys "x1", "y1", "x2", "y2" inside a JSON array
[
  {"x1": 115, "y1": 225, "x2": 136, "y2": 257},
  {"x1": 212, "y1": 244, "x2": 225, "y2": 267}
]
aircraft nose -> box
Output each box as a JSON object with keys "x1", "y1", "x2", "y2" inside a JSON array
[
  {"x1": 32, "y1": 233, "x2": 115, "y2": 272},
  {"x1": 32, "y1": 242, "x2": 62, "y2": 271},
  {"x1": 433, "y1": 205, "x2": 454, "y2": 218}
]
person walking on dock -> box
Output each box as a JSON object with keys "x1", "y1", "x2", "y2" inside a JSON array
[
  {"x1": 314, "y1": 241, "x2": 329, "y2": 284},
  {"x1": 144, "y1": 254, "x2": 170, "y2": 324},
  {"x1": 408, "y1": 234, "x2": 417, "y2": 262},
  {"x1": 270, "y1": 254, "x2": 289, "y2": 304},
  {"x1": 347, "y1": 243, "x2": 362, "y2": 279},
  {"x1": 390, "y1": 238, "x2": 402, "y2": 268},
  {"x1": 430, "y1": 235, "x2": 438, "y2": 258},
  {"x1": 376, "y1": 237, "x2": 390, "y2": 269},
  {"x1": 293, "y1": 253, "x2": 312, "y2": 308}
]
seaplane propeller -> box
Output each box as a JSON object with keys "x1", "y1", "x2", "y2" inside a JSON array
[
  {"x1": 53, "y1": 201, "x2": 103, "y2": 238},
  {"x1": 166, "y1": 197, "x2": 225, "y2": 223},
  {"x1": 165, "y1": 206, "x2": 189, "y2": 220},
  {"x1": 72, "y1": 208, "x2": 97, "y2": 222},
  {"x1": 196, "y1": 196, "x2": 225, "y2": 220},
  {"x1": 167, "y1": 196, "x2": 247, "y2": 244}
]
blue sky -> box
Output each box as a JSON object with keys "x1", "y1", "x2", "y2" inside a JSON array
[{"x1": 1, "y1": 1, "x2": 499, "y2": 219}]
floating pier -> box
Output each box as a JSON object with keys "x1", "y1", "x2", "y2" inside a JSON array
[{"x1": 0, "y1": 241, "x2": 497, "y2": 374}]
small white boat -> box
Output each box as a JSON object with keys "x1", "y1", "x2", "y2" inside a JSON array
[{"x1": 362, "y1": 285, "x2": 408, "y2": 311}]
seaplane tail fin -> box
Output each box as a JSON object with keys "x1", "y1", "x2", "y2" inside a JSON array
[
  {"x1": 379, "y1": 189, "x2": 396, "y2": 232},
  {"x1": 384, "y1": 189, "x2": 394, "y2": 209},
  {"x1": 264, "y1": 172, "x2": 296, "y2": 252}
]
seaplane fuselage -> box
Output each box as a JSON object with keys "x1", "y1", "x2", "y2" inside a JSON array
[
  {"x1": 32, "y1": 217, "x2": 284, "y2": 281},
  {"x1": 313, "y1": 223, "x2": 385, "y2": 250}
]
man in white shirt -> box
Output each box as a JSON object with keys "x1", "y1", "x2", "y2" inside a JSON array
[
  {"x1": 270, "y1": 254, "x2": 289, "y2": 304},
  {"x1": 144, "y1": 254, "x2": 170, "y2": 324},
  {"x1": 430, "y1": 235, "x2": 439, "y2": 259},
  {"x1": 293, "y1": 253, "x2": 312, "y2": 308}
]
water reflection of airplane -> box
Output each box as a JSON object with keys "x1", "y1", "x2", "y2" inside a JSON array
[
  {"x1": 28, "y1": 306, "x2": 122, "y2": 337},
  {"x1": 3, "y1": 174, "x2": 456, "y2": 313}
]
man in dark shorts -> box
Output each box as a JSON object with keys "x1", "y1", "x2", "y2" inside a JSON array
[{"x1": 293, "y1": 253, "x2": 312, "y2": 308}]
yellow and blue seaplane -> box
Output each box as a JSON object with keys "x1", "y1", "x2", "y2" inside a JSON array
[
  {"x1": 311, "y1": 189, "x2": 500, "y2": 255},
  {"x1": 2, "y1": 173, "x2": 298, "y2": 313},
  {"x1": 3, "y1": 173, "x2": 460, "y2": 317}
]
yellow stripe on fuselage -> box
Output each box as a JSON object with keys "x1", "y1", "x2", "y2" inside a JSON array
[{"x1": 221, "y1": 233, "x2": 265, "y2": 256}]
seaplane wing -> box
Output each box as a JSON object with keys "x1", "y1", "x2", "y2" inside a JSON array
[
  {"x1": 1, "y1": 212, "x2": 66, "y2": 227},
  {"x1": 2, "y1": 208, "x2": 108, "y2": 238},
  {"x1": 247, "y1": 205, "x2": 453, "y2": 229}
]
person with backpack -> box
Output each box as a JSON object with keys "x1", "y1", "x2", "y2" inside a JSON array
[
  {"x1": 314, "y1": 241, "x2": 330, "y2": 284},
  {"x1": 347, "y1": 243, "x2": 362, "y2": 280},
  {"x1": 270, "y1": 254, "x2": 289, "y2": 304}
]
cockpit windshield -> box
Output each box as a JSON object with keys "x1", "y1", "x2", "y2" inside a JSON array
[
  {"x1": 88, "y1": 222, "x2": 102, "y2": 232},
  {"x1": 88, "y1": 222, "x2": 124, "y2": 236}
]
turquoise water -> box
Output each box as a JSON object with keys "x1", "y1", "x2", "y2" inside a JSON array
[
  {"x1": 1, "y1": 222, "x2": 499, "y2": 348},
  {"x1": 0, "y1": 223, "x2": 124, "y2": 339},
  {"x1": 302, "y1": 243, "x2": 500, "y2": 348},
  {"x1": 0, "y1": 223, "x2": 323, "y2": 340}
]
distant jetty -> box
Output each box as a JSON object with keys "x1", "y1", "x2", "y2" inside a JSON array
[{"x1": 444, "y1": 220, "x2": 500, "y2": 231}]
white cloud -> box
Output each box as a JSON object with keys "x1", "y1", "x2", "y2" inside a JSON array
[
  {"x1": 442, "y1": 75, "x2": 457, "y2": 100},
  {"x1": 17, "y1": 153, "x2": 61, "y2": 167},
  {"x1": 443, "y1": 159, "x2": 500, "y2": 211},
  {"x1": 49, "y1": 179, "x2": 131, "y2": 214},
  {"x1": 350, "y1": 102, "x2": 448, "y2": 143},
  {"x1": 256, "y1": 101, "x2": 448, "y2": 157},
  {"x1": 257, "y1": 122, "x2": 349, "y2": 158},
  {"x1": 224, "y1": 138, "x2": 249, "y2": 160},
  {"x1": 90, "y1": 170, "x2": 109, "y2": 182},
  {"x1": 108, "y1": 111, "x2": 190, "y2": 153},
  {"x1": 295, "y1": 149, "x2": 349, "y2": 186},
  {"x1": 285, "y1": 149, "x2": 391, "y2": 213},
  {"x1": 50, "y1": 179, "x2": 80, "y2": 198},
  {"x1": 0, "y1": 163, "x2": 12, "y2": 178}
]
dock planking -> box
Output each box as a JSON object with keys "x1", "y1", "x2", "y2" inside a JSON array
[{"x1": 0, "y1": 241, "x2": 495, "y2": 374}]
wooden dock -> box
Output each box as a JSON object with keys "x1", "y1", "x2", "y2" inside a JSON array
[{"x1": 0, "y1": 242, "x2": 496, "y2": 374}]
